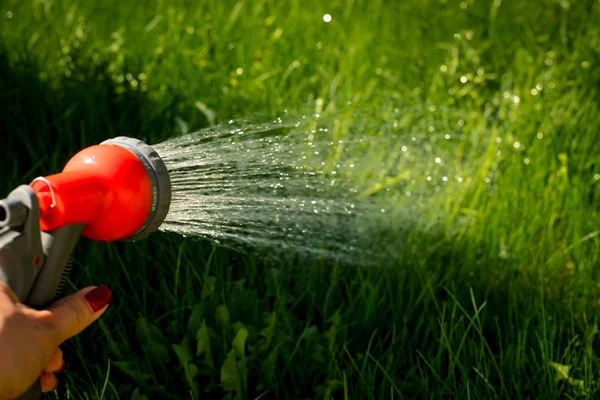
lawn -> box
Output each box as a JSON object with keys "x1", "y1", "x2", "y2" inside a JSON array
[{"x1": 1, "y1": 0, "x2": 599, "y2": 398}]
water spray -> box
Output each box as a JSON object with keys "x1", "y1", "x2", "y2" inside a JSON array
[{"x1": 0, "y1": 137, "x2": 171, "y2": 400}]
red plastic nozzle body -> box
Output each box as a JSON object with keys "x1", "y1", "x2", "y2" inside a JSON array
[{"x1": 30, "y1": 144, "x2": 153, "y2": 241}]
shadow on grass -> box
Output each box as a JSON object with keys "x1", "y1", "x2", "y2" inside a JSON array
[{"x1": 0, "y1": 48, "x2": 186, "y2": 194}]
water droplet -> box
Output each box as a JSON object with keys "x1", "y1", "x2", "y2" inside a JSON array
[
  {"x1": 323, "y1": 14, "x2": 332, "y2": 22},
  {"x1": 401, "y1": 146, "x2": 408, "y2": 152},
  {"x1": 236, "y1": 67, "x2": 243, "y2": 75},
  {"x1": 427, "y1": 176, "x2": 432, "y2": 181},
  {"x1": 530, "y1": 88, "x2": 538, "y2": 95},
  {"x1": 513, "y1": 95, "x2": 520, "y2": 104},
  {"x1": 405, "y1": 191, "x2": 411, "y2": 196},
  {"x1": 460, "y1": 76, "x2": 468, "y2": 83},
  {"x1": 524, "y1": 158, "x2": 530, "y2": 165},
  {"x1": 460, "y1": 1, "x2": 468, "y2": 8},
  {"x1": 442, "y1": 176, "x2": 448, "y2": 182},
  {"x1": 440, "y1": 65, "x2": 448, "y2": 72},
  {"x1": 435, "y1": 157, "x2": 442, "y2": 164},
  {"x1": 292, "y1": 60, "x2": 300, "y2": 68},
  {"x1": 445, "y1": 134, "x2": 451, "y2": 139},
  {"x1": 381, "y1": 209, "x2": 386, "y2": 213},
  {"x1": 514, "y1": 142, "x2": 521, "y2": 149},
  {"x1": 537, "y1": 132, "x2": 544, "y2": 139},
  {"x1": 581, "y1": 61, "x2": 590, "y2": 68},
  {"x1": 6, "y1": 10, "x2": 13, "y2": 18},
  {"x1": 594, "y1": 174, "x2": 600, "y2": 181}
]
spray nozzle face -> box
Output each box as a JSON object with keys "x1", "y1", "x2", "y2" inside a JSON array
[
  {"x1": 30, "y1": 137, "x2": 171, "y2": 242},
  {"x1": 100, "y1": 137, "x2": 172, "y2": 241}
]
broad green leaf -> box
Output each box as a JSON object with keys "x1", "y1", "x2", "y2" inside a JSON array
[
  {"x1": 202, "y1": 276, "x2": 217, "y2": 299},
  {"x1": 233, "y1": 321, "x2": 246, "y2": 335},
  {"x1": 259, "y1": 312, "x2": 276, "y2": 351},
  {"x1": 220, "y1": 350, "x2": 241, "y2": 394},
  {"x1": 221, "y1": 328, "x2": 249, "y2": 398},
  {"x1": 328, "y1": 379, "x2": 343, "y2": 390},
  {"x1": 136, "y1": 317, "x2": 168, "y2": 344},
  {"x1": 172, "y1": 343, "x2": 200, "y2": 398},
  {"x1": 220, "y1": 351, "x2": 247, "y2": 399},
  {"x1": 187, "y1": 303, "x2": 204, "y2": 338},
  {"x1": 136, "y1": 317, "x2": 170, "y2": 363},
  {"x1": 130, "y1": 387, "x2": 149, "y2": 400},
  {"x1": 327, "y1": 310, "x2": 342, "y2": 326},
  {"x1": 233, "y1": 327, "x2": 248, "y2": 356},
  {"x1": 112, "y1": 361, "x2": 151, "y2": 384},
  {"x1": 216, "y1": 304, "x2": 231, "y2": 330},
  {"x1": 301, "y1": 325, "x2": 318, "y2": 338},
  {"x1": 548, "y1": 361, "x2": 570, "y2": 382},
  {"x1": 196, "y1": 320, "x2": 214, "y2": 369}
]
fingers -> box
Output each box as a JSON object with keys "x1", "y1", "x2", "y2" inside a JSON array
[
  {"x1": 41, "y1": 348, "x2": 64, "y2": 393},
  {"x1": 46, "y1": 285, "x2": 112, "y2": 345},
  {"x1": 0, "y1": 280, "x2": 20, "y2": 303},
  {"x1": 43, "y1": 348, "x2": 64, "y2": 373},
  {"x1": 40, "y1": 372, "x2": 57, "y2": 393}
]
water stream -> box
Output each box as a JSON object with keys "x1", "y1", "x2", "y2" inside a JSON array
[{"x1": 154, "y1": 110, "x2": 464, "y2": 263}]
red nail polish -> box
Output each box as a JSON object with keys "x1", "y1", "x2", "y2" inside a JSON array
[
  {"x1": 56, "y1": 360, "x2": 65, "y2": 374},
  {"x1": 84, "y1": 285, "x2": 112, "y2": 312}
]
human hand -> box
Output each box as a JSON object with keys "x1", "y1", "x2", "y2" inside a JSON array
[{"x1": 0, "y1": 281, "x2": 112, "y2": 399}]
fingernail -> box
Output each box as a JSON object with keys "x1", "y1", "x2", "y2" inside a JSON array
[
  {"x1": 56, "y1": 360, "x2": 65, "y2": 374},
  {"x1": 84, "y1": 285, "x2": 112, "y2": 312}
]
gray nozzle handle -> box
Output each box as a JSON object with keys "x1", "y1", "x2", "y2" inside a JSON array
[
  {"x1": 0, "y1": 186, "x2": 45, "y2": 300},
  {"x1": 26, "y1": 224, "x2": 84, "y2": 307},
  {"x1": 0, "y1": 186, "x2": 84, "y2": 400},
  {"x1": 0, "y1": 197, "x2": 28, "y2": 228},
  {"x1": 10, "y1": 224, "x2": 83, "y2": 400}
]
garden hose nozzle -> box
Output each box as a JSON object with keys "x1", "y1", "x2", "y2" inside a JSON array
[
  {"x1": 0, "y1": 137, "x2": 172, "y2": 399},
  {"x1": 30, "y1": 136, "x2": 172, "y2": 242}
]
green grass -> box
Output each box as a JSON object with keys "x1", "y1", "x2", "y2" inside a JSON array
[{"x1": 1, "y1": 0, "x2": 600, "y2": 398}]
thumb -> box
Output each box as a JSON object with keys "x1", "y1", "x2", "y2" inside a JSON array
[{"x1": 46, "y1": 285, "x2": 112, "y2": 344}]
